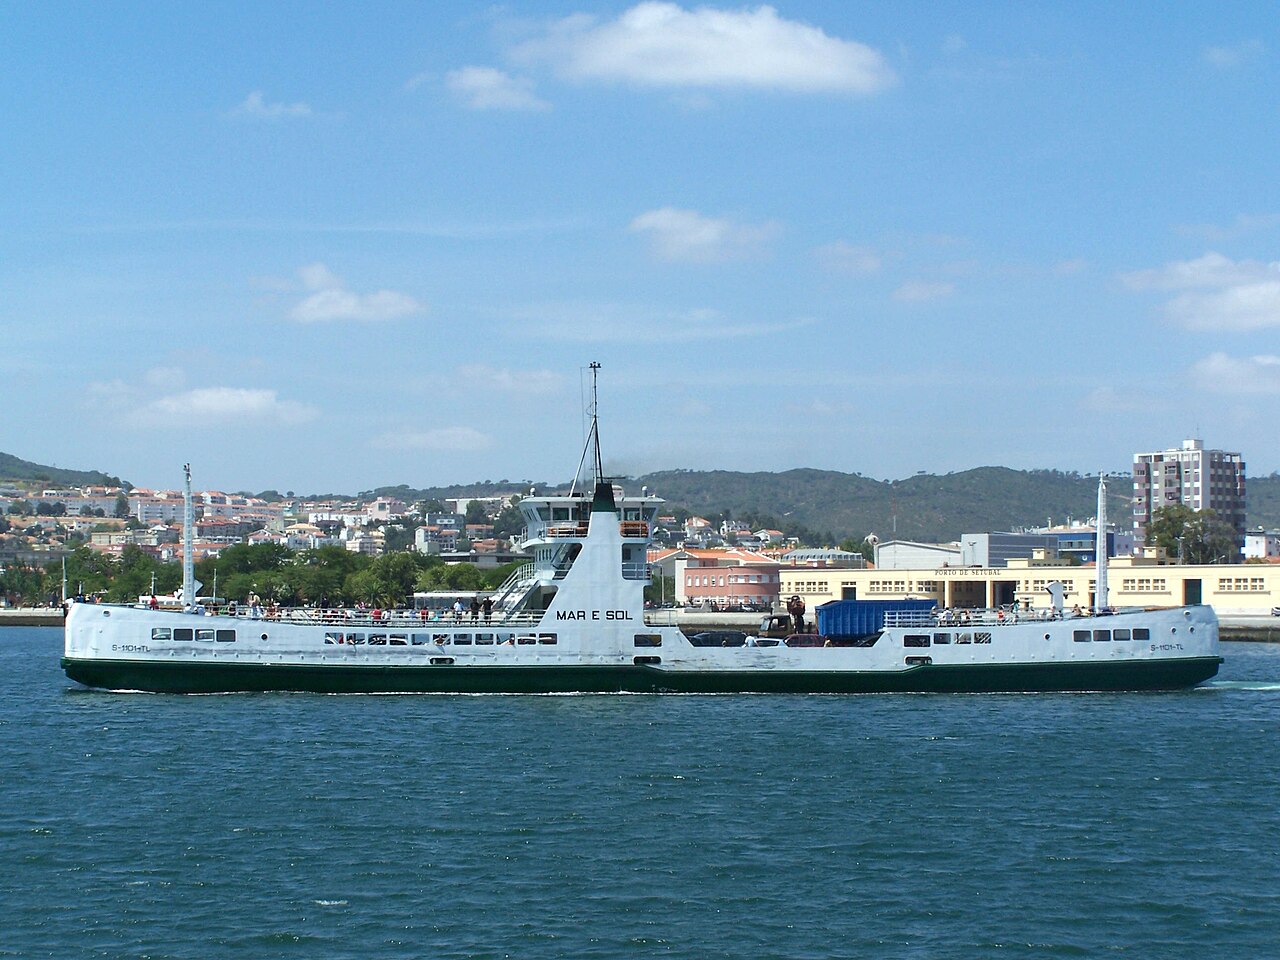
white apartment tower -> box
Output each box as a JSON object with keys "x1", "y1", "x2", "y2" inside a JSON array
[{"x1": 1132, "y1": 439, "x2": 1245, "y2": 559}]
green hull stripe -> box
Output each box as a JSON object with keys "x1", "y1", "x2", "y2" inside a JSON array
[{"x1": 62, "y1": 656, "x2": 1223, "y2": 695}]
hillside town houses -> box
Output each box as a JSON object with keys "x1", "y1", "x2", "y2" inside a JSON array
[{"x1": 4, "y1": 435, "x2": 1280, "y2": 615}]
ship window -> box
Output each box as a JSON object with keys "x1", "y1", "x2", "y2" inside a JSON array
[
  {"x1": 974, "y1": 632, "x2": 992, "y2": 644},
  {"x1": 955, "y1": 632, "x2": 972, "y2": 644},
  {"x1": 476, "y1": 633, "x2": 494, "y2": 645},
  {"x1": 1113, "y1": 629, "x2": 1131, "y2": 641},
  {"x1": 215, "y1": 630, "x2": 236, "y2": 643},
  {"x1": 368, "y1": 634, "x2": 387, "y2": 645},
  {"x1": 1133, "y1": 628, "x2": 1150, "y2": 641},
  {"x1": 173, "y1": 628, "x2": 193, "y2": 641},
  {"x1": 904, "y1": 634, "x2": 930, "y2": 648},
  {"x1": 634, "y1": 655, "x2": 661, "y2": 665},
  {"x1": 454, "y1": 634, "x2": 472, "y2": 645},
  {"x1": 634, "y1": 634, "x2": 662, "y2": 647},
  {"x1": 196, "y1": 629, "x2": 215, "y2": 642},
  {"x1": 151, "y1": 628, "x2": 172, "y2": 641},
  {"x1": 390, "y1": 634, "x2": 408, "y2": 645},
  {"x1": 325, "y1": 632, "x2": 343, "y2": 644},
  {"x1": 1074, "y1": 630, "x2": 1091, "y2": 642},
  {"x1": 411, "y1": 634, "x2": 428, "y2": 645},
  {"x1": 1093, "y1": 630, "x2": 1111, "y2": 642},
  {"x1": 347, "y1": 633, "x2": 366, "y2": 645},
  {"x1": 430, "y1": 657, "x2": 455, "y2": 665},
  {"x1": 515, "y1": 635, "x2": 537, "y2": 645},
  {"x1": 932, "y1": 632, "x2": 951, "y2": 644},
  {"x1": 538, "y1": 633, "x2": 558, "y2": 645},
  {"x1": 497, "y1": 633, "x2": 514, "y2": 645},
  {"x1": 433, "y1": 634, "x2": 450, "y2": 645}
]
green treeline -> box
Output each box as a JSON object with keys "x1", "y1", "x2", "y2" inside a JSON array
[{"x1": 2, "y1": 544, "x2": 522, "y2": 608}]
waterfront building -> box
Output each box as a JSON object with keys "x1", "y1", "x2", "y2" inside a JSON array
[
  {"x1": 779, "y1": 555, "x2": 1280, "y2": 616},
  {"x1": 649, "y1": 547, "x2": 781, "y2": 608},
  {"x1": 1245, "y1": 530, "x2": 1280, "y2": 561},
  {"x1": 874, "y1": 540, "x2": 962, "y2": 570},
  {"x1": 961, "y1": 532, "x2": 1061, "y2": 567},
  {"x1": 1132, "y1": 439, "x2": 1246, "y2": 559}
]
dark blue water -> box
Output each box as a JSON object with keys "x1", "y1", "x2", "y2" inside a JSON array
[{"x1": 3, "y1": 628, "x2": 1278, "y2": 959}]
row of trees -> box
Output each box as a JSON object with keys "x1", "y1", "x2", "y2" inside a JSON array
[{"x1": 1, "y1": 543, "x2": 526, "y2": 608}]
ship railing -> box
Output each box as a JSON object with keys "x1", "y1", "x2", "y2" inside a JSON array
[
  {"x1": 619, "y1": 520, "x2": 650, "y2": 539},
  {"x1": 490, "y1": 562, "x2": 535, "y2": 608},
  {"x1": 621, "y1": 561, "x2": 651, "y2": 581},
  {"x1": 883, "y1": 607, "x2": 1063, "y2": 629}
]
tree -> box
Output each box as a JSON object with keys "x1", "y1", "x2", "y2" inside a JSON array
[
  {"x1": 1146, "y1": 505, "x2": 1238, "y2": 564},
  {"x1": 114, "y1": 494, "x2": 130, "y2": 519},
  {"x1": 464, "y1": 500, "x2": 489, "y2": 526}
]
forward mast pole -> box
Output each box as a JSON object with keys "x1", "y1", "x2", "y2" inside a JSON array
[
  {"x1": 1095, "y1": 474, "x2": 1109, "y2": 613},
  {"x1": 182, "y1": 463, "x2": 195, "y2": 609}
]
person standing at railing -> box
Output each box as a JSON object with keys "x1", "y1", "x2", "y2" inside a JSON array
[{"x1": 482, "y1": 595, "x2": 493, "y2": 623}]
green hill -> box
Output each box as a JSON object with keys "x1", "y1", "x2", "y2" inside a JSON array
[
  {"x1": 634, "y1": 467, "x2": 1130, "y2": 543},
  {"x1": 0, "y1": 452, "x2": 123, "y2": 487}
]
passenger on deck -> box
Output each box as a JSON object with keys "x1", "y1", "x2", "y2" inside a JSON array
[
  {"x1": 470, "y1": 597, "x2": 481, "y2": 622},
  {"x1": 482, "y1": 596, "x2": 493, "y2": 623}
]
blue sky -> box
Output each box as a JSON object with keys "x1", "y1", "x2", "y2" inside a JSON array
[{"x1": 3, "y1": 2, "x2": 1277, "y2": 493}]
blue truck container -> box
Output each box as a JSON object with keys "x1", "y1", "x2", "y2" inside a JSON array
[{"x1": 816, "y1": 599, "x2": 936, "y2": 637}]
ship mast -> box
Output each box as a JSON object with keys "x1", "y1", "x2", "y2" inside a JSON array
[
  {"x1": 1095, "y1": 474, "x2": 1108, "y2": 613},
  {"x1": 569, "y1": 362, "x2": 604, "y2": 496},
  {"x1": 182, "y1": 463, "x2": 195, "y2": 609}
]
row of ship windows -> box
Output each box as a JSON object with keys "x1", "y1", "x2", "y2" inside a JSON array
[
  {"x1": 905, "y1": 627, "x2": 1154, "y2": 648},
  {"x1": 323, "y1": 632, "x2": 559, "y2": 646},
  {"x1": 152, "y1": 628, "x2": 236, "y2": 642},
  {"x1": 1074, "y1": 628, "x2": 1152, "y2": 642},
  {"x1": 904, "y1": 632, "x2": 993, "y2": 647},
  {"x1": 147, "y1": 628, "x2": 563, "y2": 646}
]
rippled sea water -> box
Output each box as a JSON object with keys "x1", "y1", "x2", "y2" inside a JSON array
[{"x1": 3, "y1": 627, "x2": 1279, "y2": 959}]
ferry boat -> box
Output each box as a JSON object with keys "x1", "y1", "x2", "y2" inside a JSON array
[{"x1": 62, "y1": 367, "x2": 1222, "y2": 694}]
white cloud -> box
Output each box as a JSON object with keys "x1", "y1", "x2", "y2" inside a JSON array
[
  {"x1": 456, "y1": 364, "x2": 563, "y2": 395},
  {"x1": 815, "y1": 241, "x2": 881, "y2": 275},
  {"x1": 1191, "y1": 353, "x2": 1280, "y2": 394},
  {"x1": 892, "y1": 280, "x2": 955, "y2": 302},
  {"x1": 228, "y1": 91, "x2": 314, "y2": 120},
  {"x1": 1120, "y1": 251, "x2": 1277, "y2": 291},
  {"x1": 133, "y1": 388, "x2": 317, "y2": 427},
  {"x1": 446, "y1": 66, "x2": 550, "y2": 110},
  {"x1": 1202, "y1": 40, "x2": 1265, "y2": 69},
  {"x1": 514, "y1": 2, "x2": 895, "y2": 94},
  {"x1": 289, "y1": 262, "x2": 426, "y2": 323},
  {"x1": 1166, "y1": 283, "x2": 1280, "y2": 332},
  {"x1": 1121, "y1": 253, "x2": 1280, "y2": 331},
  {"x1": 372, "y1": 427, "x2": 494, "y2": 451},
  {"x1": 629, "y1": 206, "x2": 777, "y2": 262}
]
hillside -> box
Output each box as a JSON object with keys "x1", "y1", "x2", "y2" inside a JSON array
[
  {"x1": 0, "y1": 452, "x2": 123, "y2": 488},
  {"x1": 634, "y1": 467, "x2": 1132, "y2": 543}
]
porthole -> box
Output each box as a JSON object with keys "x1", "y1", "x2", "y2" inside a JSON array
[
  {"x1": 102, "y1": 610, "x2": 111, "y2": 617},
  {"x1": 261, "y1": 634, "x2": 268, "y2": 641}
]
